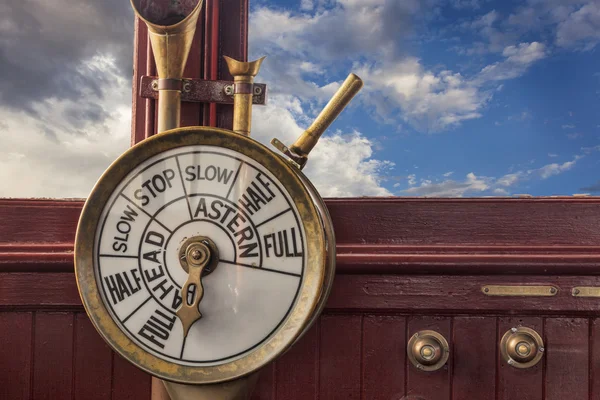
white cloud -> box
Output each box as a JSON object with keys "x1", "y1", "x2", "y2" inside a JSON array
[
  {"x1": 251, "y1": 94, "x2": 392, "y2": 197},
  {"x1": 476, "y1": 42, "x2": 547, "y2": 82},
  {"x1": 556, "y1": 2, "x2": 600, "y2": 50},
  {"x1": 0, "y1": 55, "x2": 130, "y2": 197},
  {"x1": 402, "y1": 154, "x2": 584, "y2": 197}
]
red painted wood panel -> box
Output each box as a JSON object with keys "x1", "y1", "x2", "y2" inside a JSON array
[
  {"x1": 362, "y1": 315, "x2": 406, "y2": 400},
  {"x1": 251, "y1": 363, "x2": 275, "y2": 400},
  {"x1": 451, "y1": 317, "x2": 496, "y2": 400},
  {"x1": 319, "y1": 315, "x2": 362, "y2": 400},
  {"x1": 406, "y1": 317, "x2": 451, "y2": 400},
  {"x1": 497, "y1": 317, "x2": 544, "y2": 400},
  {"x1": 275, "y1": 322, "x2": 319, "y2": 399},
  {"x1": 0, "y1": 312, "x2": 32, "y2": 400},
  {"x1": 74, "y1": 312, "x2": 113, "y2": 400},
  {"x1": 544, "y1": 318, "x2": 589, "y2": 400},
  {"x1": 112, "y1": 353, "x2": 152, "y2": 400},
  {"x1": 32, "y1": 312, "x2": 74, "y2": 400},
  {"x1": 590, "y1": 318, "x2": 600, "y2": 400}
]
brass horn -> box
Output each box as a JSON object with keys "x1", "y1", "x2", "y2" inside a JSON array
[{"x1": 130, "y1": 0, "x2": 203, "y2": 133}]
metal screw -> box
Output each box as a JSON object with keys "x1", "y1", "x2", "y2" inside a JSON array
[
  {"x1": 183, "y1": 81, "x2": 191, "y2": 93},
  {"x1": 484, "y1": 287, "x2": 489, "y2": 293},
  {"x1": 151, "y1": 80, "x2": 158, "y2": 91},
  {"x1": 416, "y1": 364, "x2": 423, "y2": 370},
  {"x1": 253, "y1": 85, "x2": 262, "y2": 95},
  {"x1": 507, "y1": 359, "x2": 514, "y2": 365},
  {"x1": 550, "y1": 287, "x2": 557, "y2": 294},
  {"x1": 539, "y1": 347, "x2": 545, "y2": 353},
  {"x1": 511, "y1": 327, "x2": 518, "y2": 333},
  {"x1": 191, "y1": 250, "x2": 202, "y2": 260},
  {"x1": 224, "y1": 85, "x2": 234, "y2": 96},
  {"x1": 574, "y1": 288, "x2": 581, "y2": 295}
]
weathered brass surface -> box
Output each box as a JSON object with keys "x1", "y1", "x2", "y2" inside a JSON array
[
  {"x1": 163, "y1": 372, "x2": 259, "y2": 400},
  {"x1": 223, "y1": 56, "x2": 265, "y2": 136},
  {"x1": 572, "y1": 287, "x2": 600, "y2": 297},
  {"x1": 482, "y1": 285, "x2": 557, "y2": 296},
  {"x1": 500, "y1": 327, "x2": 544, "y2": 369},
  {"x1": 130, "y1": 0, "x2": 203, "y2": 132},
  {"x1": 75, "y1": 126, "x2": 327, "y2": 384},
  {"x1": 272, "y1": 73, "x2": 363, "y2": 169},
  {"x1": 176, "y1": 241, "x2": 211, "y2": 338},
  {"x1": 407, "y1": 330, "x2": 450, "y2": 372}
]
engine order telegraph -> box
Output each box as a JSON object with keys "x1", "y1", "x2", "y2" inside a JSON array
[{"x1": 75, "y1": 0, "x2": 362, "y2": 397}]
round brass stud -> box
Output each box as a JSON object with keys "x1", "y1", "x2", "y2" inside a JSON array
[
  {"x1": 407, "y1": 330, "x2": 450, "y2": 372},
  {"x1": 500, "y1": 326, "x2": 544, "y2": 369}
]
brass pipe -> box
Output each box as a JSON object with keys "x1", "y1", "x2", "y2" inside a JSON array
[
  {"x1": 223, "y1": 56, "x2": 266, "y2": 136},
  {"x1": 290, "y1": 73, "x2": 363, "y2": 157},
  {"x1": 131, "y1": 0, "x2": 203, "y2": 132}
]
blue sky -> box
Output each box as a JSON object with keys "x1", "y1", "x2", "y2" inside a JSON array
[
  {"x1": 0, "y1": 0, "x2": 599, "y2": 197},
  {"x1": 247, "y1": 0, "x2": 600, "y2": 196}
]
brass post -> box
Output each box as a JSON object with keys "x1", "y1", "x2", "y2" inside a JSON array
[
  {"x1": 223, "y1": 56, "x2": 266, "y2": 136},
  {"x1": 131, "y1": 0, "x2": 203, "y2": 133}
]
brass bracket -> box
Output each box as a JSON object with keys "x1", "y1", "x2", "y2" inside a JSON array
[
  {"x1": 482, "y1": 285, "x2": 558, "y2": 296},
  {"x1": 140, "y1": 76, "x2": 267, "y2": 105}
]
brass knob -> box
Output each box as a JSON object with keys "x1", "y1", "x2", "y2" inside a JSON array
[
  {"x1": 407, "y1": 330, "x2": 450, "y2": 371},
  {"x1": 500, "y1": 327, "x2": 544, "y2": 369}
]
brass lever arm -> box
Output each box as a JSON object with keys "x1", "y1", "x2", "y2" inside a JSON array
[{"x1": 272, "y1": 73, "x2": 363, "y2": 169}]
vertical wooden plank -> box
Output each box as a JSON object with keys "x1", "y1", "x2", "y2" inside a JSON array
[
  {"x1": 74, "y1": 313, "x2": 113, "y2": 400},
  {"x1": 180, "y1": 11, "x2": 204, "y2": 128},
  {"x1": 319, "y1": 315, "x2": 362, "y2": 400},
  {"x1": 497, "y1": 317, "x2": 543, "y2": 400},
  {"x1": 0, "y1": 312, "x2": 32, "y2": 400},
  {"x1": 452, "y1": 317, "x2": 496, "y2": 400},
  {"x1": 113, "y1": 353, "x2": 152, "y2": 400},
  {"x1": 544, "y1": 318, "x2": 589, "y2": 400},
  {"x1": 275, "y1": 321, "x2": 319, "y2": 399},
  {"x1": 32, "y1": 312, "x2": 74, "y2": 400},
  {"x1": 362, "y1": 315, "x2": 406, "y2": 400},
  {"x1": 406, "y1": 316, "x2": 451, "y2": 400},
  {"x1": 591, "y1": 319, "x2": 600, "y2": 400},
  {"x1": 251, "y1": 362, "x2": 275, "y2": 400},
  {"x1": 216, "y1": 0, "x2": 248, "y2": 129}
]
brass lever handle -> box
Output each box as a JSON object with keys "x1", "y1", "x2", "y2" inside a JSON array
[
  {"x1": 407, "y1": 330, "x2": 450, "y2": 372},
  {"x1": 500, "y1": 326, "x2": 544, "y2": 369},
  {"x1": 271, "y1": 73, "x2": 363, "y2": 169}
]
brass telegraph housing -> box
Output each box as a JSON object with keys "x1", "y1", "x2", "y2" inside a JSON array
[{"x1": 74, "y1": 0, "x2": 362, "y2": 399}]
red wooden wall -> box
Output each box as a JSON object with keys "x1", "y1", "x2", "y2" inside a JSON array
[{"x1": 2, "y1": 198, "x2": 600, "y2": 399}]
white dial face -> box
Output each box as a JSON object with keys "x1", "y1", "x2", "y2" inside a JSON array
[{"x1": 94, "y1": 146, "x2": 305, "y2": 366}]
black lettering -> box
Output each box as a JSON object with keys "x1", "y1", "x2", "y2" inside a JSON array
[
  {"x1": 185, "y1": 165, "x2": 196, "y2": 181},
  {"x1": 205, "y1": 165, "x2": 217, "y2": 181},
  {"x1": 144, "y1": 264, "x2": 164, "y2": 282},
  {"x1": 134, "y1": 189, "x2": 150, "y2": 207},
  {"x1": 112, "y1": 241, "x2": 127, "y2": 253},
  {"x1": 162, "y1": 169, "x2": 175, "y2": 188},
  {"x1": 218, "y1": 167, "x2": 234, "y2": 184},
  {"x1": 145, "y1": 231, "x2": 165, "y2": 247},
  {"x1": 209, "y1": 199, "x2": 223, "y2": 220},
  {"x1": 239, "y1": 242, "x2": 259, "y2": 258},
  {"x1": 256, "y1": 173, "x2": 275, "y2": 199},
  {"x1": 194, "y1": 197, "x2": 208, "y2": 218},
  {"x1": 226, "y1": 213, "x2": 246, "y2": 233},
  {"x1": 143, "y1": 250, "x2": 161, "y2": 263},
  {"x1": 138, "y1": 309, "x2": 176, "y2": 349},
  {"x1": 152, "y1": 278, "x2": 174, "y2": 300},
  {"x1": 120, "y1": 204, "x2": 138, "y2": 222},
  {"x1": 263, "y1": 228, "x2": 303, "y2": 258},
  {"x1": 103, "y1": 270, "x2": 143, "y2": 304}
]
